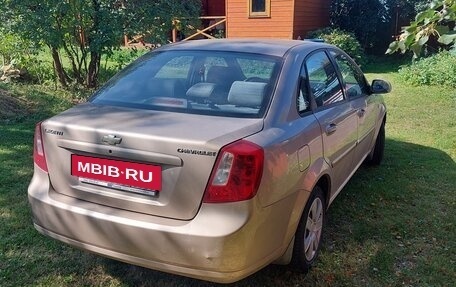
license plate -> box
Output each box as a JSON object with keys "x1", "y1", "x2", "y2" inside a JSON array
[{"x1": 71, "y1": 155, "x2": 162, "y2": 191}]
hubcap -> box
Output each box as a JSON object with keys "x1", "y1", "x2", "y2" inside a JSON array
[{"x1": 304, "y1": 197, "x2": 323, "y2": 261}]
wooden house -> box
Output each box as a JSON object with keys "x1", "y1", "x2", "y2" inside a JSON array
[
  {"x1": 196, "y1": 0, "x2": 330, "y2": 40},
  {"x1": 127, "y1": 0, "x2": 330, "y2": 45}
]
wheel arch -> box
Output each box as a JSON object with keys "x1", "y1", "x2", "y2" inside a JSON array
[
  {"x1": 377, "y1": 111, "x2": 387, "y2": 137},
  {"x1": 314, "y1": 174, "x2": 331, "y2": 209},
  {"x1": 367, "y1": 112, "x2": 387, "y2": 161},
  {"x1": 300, "y1": 157, "x2": 332, "y2": 208}
]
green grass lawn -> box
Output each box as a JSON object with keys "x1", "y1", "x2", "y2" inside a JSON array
[{"x1": 0, "y1": 65, "x2": 455, "y2": 286}]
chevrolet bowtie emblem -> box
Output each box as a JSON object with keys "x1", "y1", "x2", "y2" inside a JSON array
[{"x1": 102, "y1": 135, "x2": 122, "y2": 145}]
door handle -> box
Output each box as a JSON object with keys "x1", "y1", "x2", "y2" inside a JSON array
[
  {"x1": 325, "y1": 123, "x2": 337, "y2": 135},
  {"x1": 357, "y1": 109, "x2": 366, "y2": 117}
]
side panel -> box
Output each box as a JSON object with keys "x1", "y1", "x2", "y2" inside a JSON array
[
  {"x1": 251, "y1": 115, "x2": 323, "y2": 208},
  {"x1": 313, "y1": 104, "x2": 358, "y2": 197},
  {"x1": 351, "y1": 95, "x2": 381, "y2": 166},
  {"x1": 328, "y1": 48, "x2": 386, "y2": 167},
  {"x1": 246, "y1": 113, "x2": 324, "y2": 266}
]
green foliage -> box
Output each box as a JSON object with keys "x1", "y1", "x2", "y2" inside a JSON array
[
  {"x1": 307, "y1": 28, "x2": 365, "y2": 64},
  {"x1": 331, "y1": 0, "x2": 389, "y2": 52},
  {"x1": 0, "y1": 23, "x2": 54, "y2": 85},
  {"x1": 0, "y1": 16, "x2": 38, "y2": 67},
  {"x1": 387, "y1": 0, "x2": 456, "y2": 57},
  {"x1": 330, "y1": 0, "x2": 429, "y2": 54},
  {"x1": 19, "y1": 57, "x2": 56, "y2": 85},
  {"x1": 0, "y1": 32, "x2": 28, "y2": 65},
  {"x1": 398, "y1": 51, "x2": 456, "y2": 87},
  {"x1": 4, "y1": 0, "x2": 201, "y2": 88}
]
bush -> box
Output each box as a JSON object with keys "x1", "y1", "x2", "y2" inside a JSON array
[
  {"x1": 307, "y1": 28, "x2": 366, "y2": 65},
  {"x1": 399, "y1": 51, "x2": 456, "y2": 88},
  {"x1": 19, "y1": 56, "x2": 55, "y2": 84},
  {"x1": 0, "y1": 31, "x2": 27, "y2": 65},
  {"x1": 0, "y1": 29, "x2": 55, "y2": 85},
  {"x1": 1, "y1": 55, "x2": 55, "y2": 85}
]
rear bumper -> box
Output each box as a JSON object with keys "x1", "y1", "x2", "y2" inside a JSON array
[{"x1": 28, "y1": 167, "x2": 296, "y2": 283}]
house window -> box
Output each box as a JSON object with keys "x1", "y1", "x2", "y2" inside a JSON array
[{"x1": 249, "y1": 0, "x2": 271, "y2": 17}]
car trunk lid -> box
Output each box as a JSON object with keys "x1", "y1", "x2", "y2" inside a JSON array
[{"x1": 41, "y1": 103, "x2": 263, "y2": 220}]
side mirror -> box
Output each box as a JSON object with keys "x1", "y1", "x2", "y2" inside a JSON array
[{"x1": 371, "y1": 79, "x2": 392, "y2": 94}]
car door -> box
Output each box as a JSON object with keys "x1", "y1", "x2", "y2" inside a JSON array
[
  {"x1": 304, "y1": 50, "x2": 358, "y2": 198},
  {"x1": 330, "y1": 50, "x2": 379, "y2": 167}
]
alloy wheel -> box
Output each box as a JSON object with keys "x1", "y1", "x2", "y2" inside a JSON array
[{"x1": 304, "y1": 197, "x2": 324, "y2": 261}]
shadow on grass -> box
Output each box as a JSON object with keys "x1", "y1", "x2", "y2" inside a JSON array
[
  {"x1": 320, "y1": 138, "x2": 456, "y2": 285},
  {"x1": 1, "y1": 137, "x2": 454, "y2": 286},
  {"x1": 96, "y1": 139, "x2": 455, "y2": 286}
]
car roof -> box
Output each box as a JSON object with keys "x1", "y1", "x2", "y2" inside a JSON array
[{"x1": 158, "y1": 39, "x2": 332, "y2": 57}]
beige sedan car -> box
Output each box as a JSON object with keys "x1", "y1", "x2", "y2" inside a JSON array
[{"x1": 29, "y1": 39, "x2": 391, "y2": 283}]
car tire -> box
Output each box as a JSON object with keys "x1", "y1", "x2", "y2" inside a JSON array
[
  {"x1": 292, "y1": 185, "x2": 325, "y2": 272},
  {"x1": 366, "y1": 121, "x2": 385, "y2": 166}
]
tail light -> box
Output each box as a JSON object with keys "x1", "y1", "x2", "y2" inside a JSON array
[
  {"x1": 203, "y1": 140, "x2": 264, "y2": 203},
  {"x1": 33, "y1": 123, "x2": 48, "y2": 172}
]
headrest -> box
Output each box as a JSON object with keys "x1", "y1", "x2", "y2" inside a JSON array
[
  {"x1": 227, "y1": 81, "x2": 267, "y2": 107},
  {"x1": 186, "y1": 83, "x2": 217, "y2": 98}
]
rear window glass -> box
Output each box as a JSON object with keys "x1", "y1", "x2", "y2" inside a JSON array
[{"x1": 91, "y1": 50, "x2": 282, "y2": 118}]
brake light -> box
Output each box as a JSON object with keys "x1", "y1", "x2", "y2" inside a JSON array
[
  {"x1": 204, "y1": 140, "x2": 264, "y2": 203},
  {"x1": 33, "y1": 123, "x2": 48, "y2": 172}
]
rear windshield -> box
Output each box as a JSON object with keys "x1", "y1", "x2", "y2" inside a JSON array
[{"x1": 90, "y1": 50, "x2": 282, "y2": 118}]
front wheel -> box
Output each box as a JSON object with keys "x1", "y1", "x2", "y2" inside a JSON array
[{"x1": 292, "y1": 186, "x2": 325, "y2": 272}]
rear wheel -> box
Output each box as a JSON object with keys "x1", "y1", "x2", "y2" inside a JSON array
[
  {"x1": 292, "y1": 186, "x2": 325, "y2": 272},
  {"x1": 366, "y1": 121, "x2": 385, "y2": 166}
]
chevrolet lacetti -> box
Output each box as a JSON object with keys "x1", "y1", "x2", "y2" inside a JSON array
[{"x1": 28, "y1": 39, "x2": 391, "y2": 283}]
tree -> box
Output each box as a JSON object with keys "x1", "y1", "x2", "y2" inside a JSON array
[
  {"x1": 5, "y1": 0, "x2": 201, "y2": 88},
  {"x1": 0, "y1": 4, "x2": 26, "y2": 66},
  {"x1": 331, "y1": 0, "x2": 388, "y2": 52},
  {"x1": 386, "y1": 0, "x2": 456, "y2": 57},
  {"x1": 330, "y1": 0, "x2": 429, "y2": 54}
]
